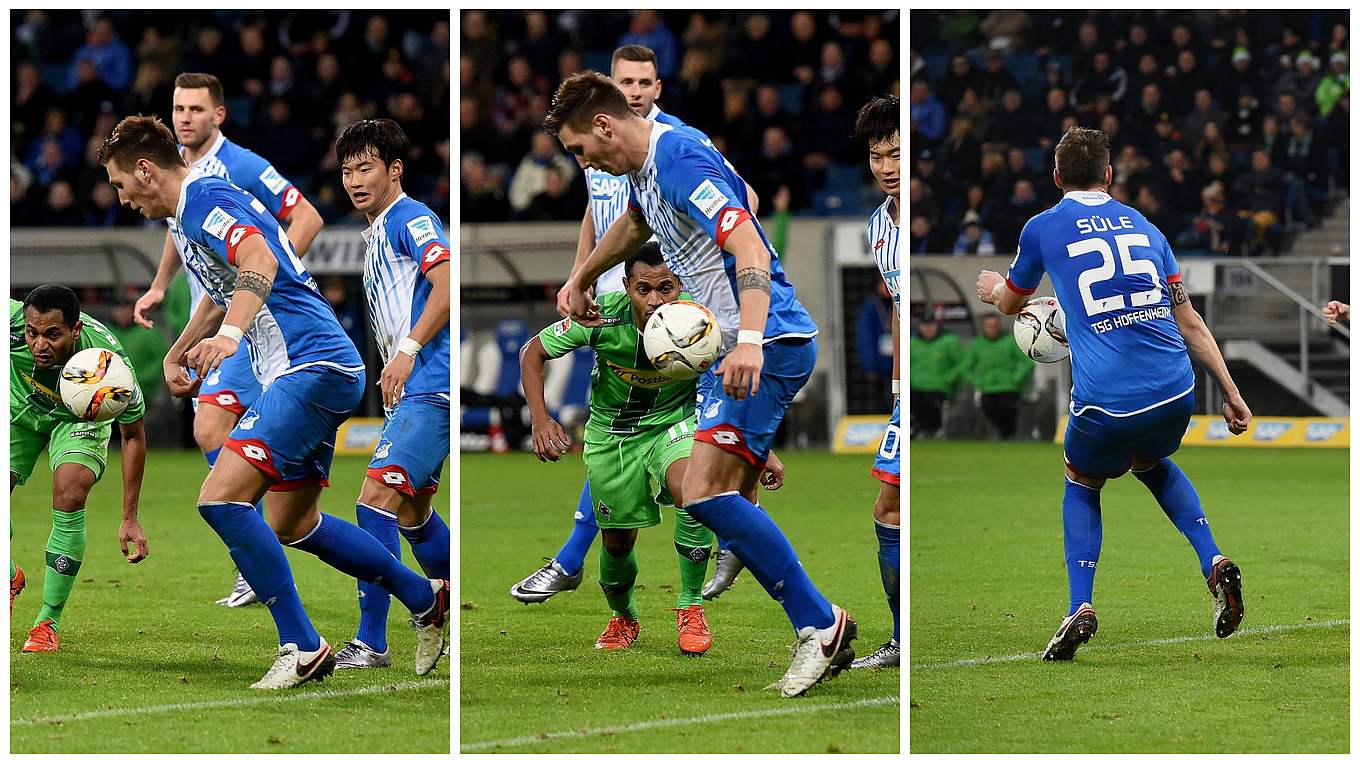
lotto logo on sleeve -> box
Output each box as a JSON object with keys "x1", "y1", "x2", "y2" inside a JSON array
[
  {"x1": 258, "y1": 166, "x2": 289, "y2": 194},
  {"x1": 226, "y1": 224, "x2": 263, "y2": 263},
  {"x1": 407, "y1": 215, "x2": 441, "y2": 246},
  {"x1": 715, "y1": 207, "x2": 751, "y2": 247},
  {"x1": 203, "y1": 207, "x2": 237, "y2": 240},
  {"x1": 280, "y1": 187, "x2": 300, "y2": 215},
  {"x1": 420, "y1": 241, "x2": 450, "y2": 273},
  {"x1": 688, "y1": 179, "x2": 728, "y2": 219}
]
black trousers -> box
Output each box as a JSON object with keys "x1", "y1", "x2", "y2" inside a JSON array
[
  {"x1": 911, "y1": 390, "x2": 946, "y2": 436},
  {"x1": 980, "y1": 392, "x2": 1020, "y2": 440}
]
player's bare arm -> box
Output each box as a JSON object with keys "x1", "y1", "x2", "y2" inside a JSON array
[
  {"x1": 186, "y1": 235, "x2": 276, "y2": 377},
  {"x1": 134, "y1": 230, "x2": 182, "y2": 328},
  {"x1": 1322, "y1": 300, "x2": 1349, "y2": 324},
  {"x1": 557, "y1": 204, "x2": 599, "y2": 316},
  {"x1": 566, "y1": 207, "x2": 652, "y2": 324},
  {"x1": 163, "y1": 296, "x2": 226, "y2": 397},
  {"x1": 379, "y1": 260, "x2": 449, "y2": 408},
  {"x1": 977, "y1": 269, "x2": 1025, "y2": 315},
  {"x1": 116, "y1": 416, "x2": 150, "y2": 563},
  {"x1": 1169, "y1": 279, "x2": 1251, "y2": 435},
  {"x1": 519, "y1": 335, "x2": 572, "y2": 462},
  {"x1": 715, "y1": 220, "x2": 772, "y2": 400},
  {"x1": 745, "y1": 181, "x2": 760, "y2": 217},
  {"x1": 282, "y1": 193, "x2": 324, "y2": 255}
]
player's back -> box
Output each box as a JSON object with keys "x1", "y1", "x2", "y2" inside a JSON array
[{"x1": 1012, "y1": 190, "x2": 1193, "y2": 415}]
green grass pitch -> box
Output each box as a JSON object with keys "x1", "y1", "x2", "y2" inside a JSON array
[
  {"x1": 910, "y1": 441, "x2": 1348, "y2": 753},
  {"x1": 11, "y1": 450, "x2": 451, "y2": 754},
  {"x1": 459, "y1": 451, "x2": 901, "y2": 753}
]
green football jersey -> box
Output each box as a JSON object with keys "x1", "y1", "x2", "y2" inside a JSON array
[
  {"x1": 537, "y1": 291, "x2": 697, "y2": 441},
  {"x1": 10, "y1": 299, "x2": 146, "y2": 425}
]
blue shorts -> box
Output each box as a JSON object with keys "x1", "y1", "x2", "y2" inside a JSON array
[
  {"x1": 192, "y1": 348, "x2": 262, "y2": 416},
  {"x1": 695, "y1": 338, "x2": 815, "y2": 467},
  {"x1": 368, "y1": 393, "x2": 450, "y2": 497},
  {"x1": 1065, "y1": 392, "x2": 1194, "y2": 479},
  {"x1": 872, "y1": 399, "x2": 901, "y2": 485},
  {"x1": 224, "y1": 365, "x2": 364, "y2": 490}
]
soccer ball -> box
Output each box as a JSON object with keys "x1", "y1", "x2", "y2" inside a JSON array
[
  {"x1": 643, "y1": 301, "x2": 722, "y2": 380},
  {"x1": 1013, "y1": 297, "x2": 1070, "y2": 363},
  {"x1": 59, "y1": 347, "x2": 137, "y2": 422}
]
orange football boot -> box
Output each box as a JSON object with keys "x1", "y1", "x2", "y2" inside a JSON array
[
  {"x1": 23, "y1": 620, "x2": 59, "y2": 653},
  {"x1": 10, "y1": 564, "x2": 24, "y2": 615},
  {"x1": 676, "y1": 604, "x2": 712, "y2": 656},
  {"x1": 595, "y1": 615, "x2": 640, "y2": 650}
]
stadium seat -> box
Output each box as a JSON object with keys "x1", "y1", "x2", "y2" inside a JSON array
[
  {"x1": 825, "y1": 162, "x2": 863, "y2": 191},
  {"x1": 923, "y1": 54, "x2": 949, "y2": 83},
  {"x1": 226, "y1": 96, "x2": 254, "y2": 128},
  {"x1": 1005, "y1": 53, "x2": 1040, "y2": 91},
  {"x1": 811, "y1": 188, "x2": 858, "y2": 216},
  {"x1": 493, "y1": 318, "x2": 530, "y2": 397},
  {"x1": 1024, "y1": 148, "x2": 1047, "y2": 171},
  {"x1": 584, "y1": 51, "x2": 613, "y2": 75},
  {"x1": 545, "y1": 346, "x2": 594, "y2": 427},
  {"x1": 777, "y1": 84, "x2": 805, "y2": 116},
  {"x1": 40, "y1": 64, "x2": 68, "y2": 94}
]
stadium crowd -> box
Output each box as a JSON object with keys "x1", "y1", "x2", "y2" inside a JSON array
[
  {"x1": 460, "y1": 9, "x2": 900, "y2": 223},
  {"x1": 12, "y1": 10, "x2": 450, "y2": 228},
  {"x1": 910, "y1": 10, "x2": 1350, "y2": 256}
]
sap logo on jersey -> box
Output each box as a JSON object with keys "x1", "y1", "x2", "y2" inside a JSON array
[
  {"x1": 203, "y1": 207, "x2": 237, "y2": 240},
  {"x1": 407, "y1": 215, "x2": 440, "y2": 246},
  {"x1": 1075, "y1": 216, "x2": 1134, "y2": 235},
  {"x1": 688, "y1": 179, "x2": 727, "y2": 219}
]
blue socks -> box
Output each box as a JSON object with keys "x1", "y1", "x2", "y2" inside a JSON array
[
  {"x1": 355, "y1": 505, "x2": 400, "y2": 652},
  {"x1": 1134, "y1": 459, "x2": 1221, "y2": 577},
  {"x1": 198, "y1": 501, "x2": 320, "y2": 650},
  {"x1": 685, "y1": 491, "x2": 835, "y2": 631},
  {"x1": 553, "y1": 480, "x2": 597, "y2": 576},
  {"x1": 874, "y1": 520, "x2": 900, "y2": 642},
  {"x1": 290, "y1": 514, "x2": 435, "y2": 614},
  {"x1": 204, "y1": 447, "x2": 264, "y2": 517},
  {"x1": 1062, "y1": 479, "x2": 1102, "y2": 616},
  {"x1": 399, "y1": 508, "x2": 450, "y2": 580}
]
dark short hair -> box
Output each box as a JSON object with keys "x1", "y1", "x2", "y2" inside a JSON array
[
  {"x1": 543, "y1": 71, "x2": 635, "y2": 136},
  {"x1": 612, "y1": 44, "x2": 658, "y2": 76},
  {"x1": 624, "y1": 241, "x2": 666, "y2": 278},
  {"x1": 23, "y1": 284, "x2": 81, "y2": 327},
  {"x1": 98, "y1": 114, "x2": 186, "y2": 170},
  {"x1": 336, "y1": 118, "x2": 410, "y2": 169},
  {"x1": 1054, "y1": 127, "x2": 1110, "y2": 190},
  {"x1": 174, "y1": 72, "x2": 225, "y2": 107},
  {"x1": 854, "y1": 95, "x2": 900, "y2": 147}
]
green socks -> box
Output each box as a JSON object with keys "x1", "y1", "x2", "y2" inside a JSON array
[
  {"x1": 599, "y1": 547, "x2": 639, "y2": 620},
  {"x1": 10, "y1": 516, "x2": 15, "y2": 582},
  {"x1": 673, "y1": 508, "x2": 713, "y2": 608},
  {"x1": 37, "y1": 508, "x2": 86, "y2": 630}
]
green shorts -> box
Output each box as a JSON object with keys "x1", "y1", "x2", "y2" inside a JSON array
[
  {"x1": 583, "y1": 416, "x2": 696, "y2": 529},
  {"x1": 10, "y1": 407, "x2": 111, "y2": 487}
]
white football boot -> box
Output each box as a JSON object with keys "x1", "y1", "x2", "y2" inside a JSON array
[
  {"x1": 411, "y1": 579, "x2": 449, "y2": 675},
  {"x1": 216, "y1": 569, "x2": 259, "y2": 607},
  {"x1": 773, "y1": 604, "x2": 858, "y2": 697},
  {"x1": 250, "y1": 638, "x2": 335, "y2": 689}
]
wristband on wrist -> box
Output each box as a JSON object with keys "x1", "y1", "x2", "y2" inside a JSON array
[
  {"x1": 736, "y1": 329, "x2": 763, "y2": 346},
  {"x1": 892, "y1": 378, "x2": 900, "y2": 394},
  {"x1": 397, "y1": 336, "x2": 424, "y2": 358},
  {"x1": 216, "y1": 324, "x2": 244, "y2": 344}
]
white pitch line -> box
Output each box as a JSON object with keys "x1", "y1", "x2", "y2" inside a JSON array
[
  {"x1": 12, "y1": 678, "x2": 450, "y2": 727},
  {"x1": 461, "y1": 695, "x2": 900, "y2": 752},
  {"x1": 912, "y1": 619, "x2": 1348, "y2": 670}
]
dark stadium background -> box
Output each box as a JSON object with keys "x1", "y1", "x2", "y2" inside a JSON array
[{"x1": 11, "y1": 10, "x2": 450, "y2": 439}]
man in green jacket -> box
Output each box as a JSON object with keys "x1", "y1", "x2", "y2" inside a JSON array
[
  {"x1": 963, "y1": 313, "x2": 1033, "y2": 439},
  {"x1": 909, "y1": 316, "x2": 964, "y2": 438}
]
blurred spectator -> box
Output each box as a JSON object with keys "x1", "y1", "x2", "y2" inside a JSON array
[
  {"x1": 1178, "y1": 181, "x2": 1236, "y2": 252},
  {"x1": 977, "y1": 51, "x2": 1020, "y2": 103},
  {"x1": 1316, "y1": 52, "x2": 1350, "y2": 117},
  {"x1": 1280, "y1": 114, "x2": 1326, "y2": 225},
  {"x1": 749, "y1": 126, "x2": 806, "y2": 211},
  {"x1": 320, "y1": 276, "x2": 366, "y2": 352},
  {"x1": 461, "y1": 153, "x2": 511, "y2": 222},
  {"x1": 41, "y1": 181, "x2": 84, "y2": 226},
  {"x1": 68, "y1": 17, "x2": 133, "y2": 92},
  {"x1": 618, "y1": 11, "x2": 677, "y2": 79},
  {"x1": 14, "y1": 63, "x2": 57, "y2": 149},
  {"x1": 992, "y1": 178, "x2": 1040, "y2": 254},
  {"x1": 508, "y1": 131, "x2": 578, "y2": 214},
  {"x1": 910, "y1": 317, "x2": 963, "y2": 438},
  {"x1": 952, "y1": 210, "x2": 996, "y2": 254},
  {"x1": 963, "y1": 313, "x2": 1032, "y2": 440},
  {"x1": 523, "y1": 166, "x2": 585, "y2": 221},
  {"x1": 855, "y1": 280, "x2": 896, "y2": 382},
  {"x1": 937, "y1": 55, "x2": 981, "y2": 114},
  {"x1": 909, "y1": 215, "x2": 938, "y2": 254},
  {"x1": 910, "y1": 79, "x2": 946, "y2": 143},
  {"x1": 108, "y1": 300, "x2": 169, "y2": 403},
  {"x1": 1233, "y1": 148, "x2": 1285, "y2": 254}
]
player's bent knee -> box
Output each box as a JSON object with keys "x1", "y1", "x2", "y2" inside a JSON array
[
  {"x1": 359, "y1": 476, "x2": 408, "y2": 513},
  {"x1": 193, "y1": 405, "x2": 238, "y2": 453},
  {"x1": 52, "y1": 463, "x2": 96, "y2": 511}
]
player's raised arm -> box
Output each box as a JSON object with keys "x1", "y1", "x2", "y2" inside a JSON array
[
  {"x1": 115, "y1": 415, "x2": 150, "y2": 562},
  {"x1": 185, "y1": 234, "x2": 277, "y2": 377},
  {"x1": 565, "y1": 208, "x2": 652, "y2": 323},
  {"x1": 1168, "y1": 278, "x2": 1251, "y2": 435},
  {"x1": 134, "y1": 230, "x2": 183, "y2": 328},
  {"x1": 519, "y1": 335, "x2": 572, "y2": 462}
]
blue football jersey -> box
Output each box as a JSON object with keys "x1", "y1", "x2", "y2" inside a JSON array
[
  {"x1": 868, "y1": 195, "x2": 900, "y2": 312},
  {"x1": 176, "y1": 169, "x2": 363, "y2": 386},
  {"x1": 361, "y1": 194, "x2": 452, "y2": 400},
  {"x1": 627, "y1": 122, "x2": 817, "y2": 350},
  {"x1": 1007, "y1": 190, "x2": 1193, "y2": 415}
]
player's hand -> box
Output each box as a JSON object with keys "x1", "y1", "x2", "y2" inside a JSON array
[
  {"x1": 379, "y1": 352, "x2": 415, "y2": 409},
  {"x1": 186, "y1": 335, "x2": 239, "y2": 377},
  {"x1": 119, "y1": 518, "x2": 149, "y2": 563},
  {"x1": 1322, "y1": 300, "x2": 1349, "y2": 325},
  {"x1": 976, "y1": 270, "x2": 1004, "y2": 304},
  {"x1": 564, "y1": 277, "x2": 602, "y2": 326},
  {"x1": 531, "y1": 416, "x2": 572, "y2": 462},
  {"x1": 715, "y1": 342, "x2": 763, "y2": 400},
  {"x1": 133, "y1": 286, "x2": 165, "y2": 329},
  {"x1": 1222, "y1": 394, "x2": 1252, "y2": 436},
  {"x1": 555, "y1": 281, "x2": 598, "y2": 318},
  {"x1": 760, "y1": 450, "x2": 785, "y2": 490},
  {"x1": 163, "y1": 358, "x2": 200, "y2": 398}
]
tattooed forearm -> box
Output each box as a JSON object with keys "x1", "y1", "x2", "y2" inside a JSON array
[
  {"x1": 736, "y1": 267, "x2": 771, "y2": 295},
  {"x1": 236, "y1": 270, "x2": 273, "y2": 302},
  {"x1": 1169, "y1": 280, "x2": 1188, "y2": 306}
]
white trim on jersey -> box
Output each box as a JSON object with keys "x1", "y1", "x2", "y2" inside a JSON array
[
  {"x1": 1069, "y1": 382, "x2": 1194, "y2": 418},
  {"x1": 1063, "y1": 190, "x2": 1113, "y2": 206}
]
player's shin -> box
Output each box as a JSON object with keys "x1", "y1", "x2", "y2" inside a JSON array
[
  {"x1": 684, "y1": 492, "x2": 835, "y2": 631},
  {"x1": 288, "y1": 513, "x2": 435, "y2": 614},
  {"x1": 874, "y1": 520, "x2": 900, "y2": 642},
  {"x1": 199, "y1": 501, "x2": 321, "y2": 650},
  {"x1": 1133, "y1": 459, "x2": 1221, "y2": 577},
  {"x1": 553, "y1": 481, "x2": 598, "y2": 576},
  {"x1": 36, "y1": 508, "x2": 86, "y2": 629},
  {"x1": 673, "y1": 508, "x2": 712, "y2": 607},
  {"x1": 399, "y1": 506, "x2": 450, "y2": 580},
  {"x1": 356, "y1": 504, "x2": 400, "y2": 652},
  {"x1": 1062, "y1": 480, "x2": 1103, "y2": 615},
  {"x1": 598, "y1": 546, "x2": 639, "y2": 619}
]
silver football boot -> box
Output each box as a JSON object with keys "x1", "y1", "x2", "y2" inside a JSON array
[
  {"x1": 850, "y1": 639, "x2": 900, "y2": 669},
  {"x1": 701, "y1": 549, "x2": 743, "y2": 600},
  {"x1": 216, "y1": 569, "x2": 259, "y2": 607},
  {"x1": 510, "y1": 559, "x2": 583, "y2": 604},
  {"x1": 335, "y1": 639, "x2": 393, "y2": 669}
]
